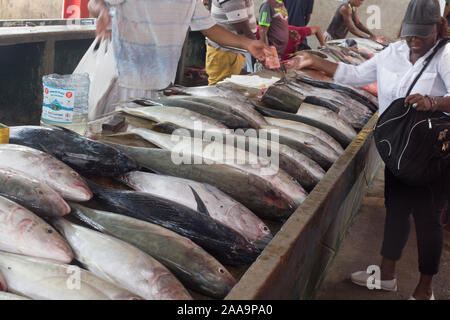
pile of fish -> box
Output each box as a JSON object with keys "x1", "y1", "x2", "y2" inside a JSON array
[{"x1": 0, "y1": 52, "x2": 379, "y2": 299}]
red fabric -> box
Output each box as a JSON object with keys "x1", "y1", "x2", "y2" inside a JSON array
[
  {"x1": 361, "y1": 82, "x2": 378, "y2": 97},
  {"x1": 282, "y1": 26, "x2": 312, "y2": 60},
  {"x1": 63, "y1": 0, "x2": 90, "y2": 18},
  {"x1": 257, "y1": 25, "x2": 312, "y2": 61}
]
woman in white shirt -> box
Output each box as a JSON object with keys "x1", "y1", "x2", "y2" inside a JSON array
[{"x1": 286, "y1": 0, "x2": 449, "y2": 300}]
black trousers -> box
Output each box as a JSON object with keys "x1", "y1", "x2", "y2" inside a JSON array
[{"x1": 381, "y1": 167, "x2": 448, "y2": 275}]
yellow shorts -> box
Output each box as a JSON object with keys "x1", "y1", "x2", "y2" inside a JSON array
[{"x1": 206, "y1": 44, "x2": 246, "y2": 86}]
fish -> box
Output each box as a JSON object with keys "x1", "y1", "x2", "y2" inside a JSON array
[
  {"x1": 0, "y1": 251, "x2": 142, "y2": 300},
  {"x1": 88, "y1": 182, "x2": 262, "y2": 266},
  {"x1": 69, "y1": 203, "x2": 236, "y2": 299},
  {"x1": 0, "y1": 270, "x2": 6, "y2": 291},
  {"x1": 102, "y1": 139, "x2": 305, "y2": 220},
  {"x1": 264, "y1": 117, "x2": 344, "y2": 155},
  {"x1": 284, "y1": 81, "x2": 373, "y2": 130},
  {"x1": 0, "y1": 195, "x2": 73, "y2": 263},
  {"x1": 169, "y1": 96, "x2": 269, "y2": 129},
  {"x1": 260, "y1": 125, "x2": 340, "y2": 170},
  {"x1": 295, "y1": 76, "x2": 378, "y2": 112},
  {"x1": 118, "y1": 128, "x2": 307, "y2": 217},
  {"x1": 9, "y1": 126, "x2": 140, "y2": 177},
  {"x1": 132, "y1": 97, "x2": 251, "y2": 129},
  {"x1": 165, "y1": 85, "x2": 252, "y2": 104},
  {"x1": 255, "y1": 104, "x2": 356, "y2": 147},
  {"x1": 120, "y1": 171, "x2": 273, "y2": 248},
  {"x1": 0, "y1": 292, "x2": 31, "y2": 300},
  {"x1": 52, "y1": 218, "x2": 192, "y2": 300},
  {"x1": 0, "y1": 167, "x2": 70, "y2": 217},
  {"x1": 262, "y1": 84, "x2": 304, "y2": 114},
  {"x1": 116, "y1": 105, "x2": 229, "y2": 133},
  {"x1": 0, "y1": 144, "x2": 92, "y2": 202}
]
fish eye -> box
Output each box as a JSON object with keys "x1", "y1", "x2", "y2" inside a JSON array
[
  {"x1": 219, "y1": 268, "x2": 225, "y2": 274},
  {"x1": 37, "y1": 189, "x2": 44, "y2": 195},
  {"x1": 47, "y1": 229, "x2": 53, "y2": 234},
  {"x1": 263, "y1": 226, "x2": 269, "y2": 232}
]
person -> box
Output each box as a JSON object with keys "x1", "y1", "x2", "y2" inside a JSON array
[
  {"x1": 324, "y1": 0, "x2": 377, "y2": 41},
  {"x1": 281, "y1": 25, "x2": 326, "y2": 60},
  {"x1": 206, "y1": 0, "x2": 257, "y2": 85},
  {"x1": 258, "y1": 0, "x2": 290, "y2": 57},
  {"x1": 285, "y1": 0, "x2": 449, "y2": 300},
  {"x1": 283, "y1": 0, "x2": 314, "y2": 27},
  {"x1": 87, "y1": 0, "x2": 266, "y2": 115}
]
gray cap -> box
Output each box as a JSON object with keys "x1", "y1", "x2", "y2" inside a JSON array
[{"x1": 401, "y1": 0, "x2": 442, "y2": 38}]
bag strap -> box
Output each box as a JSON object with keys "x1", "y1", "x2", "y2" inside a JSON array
[{"x1": 406, "y1": 39, "x2": 450, "y2": 96}]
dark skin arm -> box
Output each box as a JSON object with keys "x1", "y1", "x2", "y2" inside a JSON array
[
  {"x1": 445, "y1": 4, "x2": 450, "y2": 19},
  {"x1": 201, "y1": 24, "x2": 266, "y2": 61},
  {"x1": 339, "y1": 5, "x2": 375, "y2": 40},
  {"x1": 404, "y1": 95, "x2": 450, "y2": 113},
  {"x1": 352, "y1": 7, "x2": 376, "y2": 39},
  {"x1": 259, "y1": 25, "x2": 270, "y2": 46},
  {"x1": 229, "y1": 21, "x2": 256, "y2": 40}
]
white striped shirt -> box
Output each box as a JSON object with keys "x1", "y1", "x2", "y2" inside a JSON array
[{"x1": 105, "y1": 0, "x2": 216, "y2": 90}]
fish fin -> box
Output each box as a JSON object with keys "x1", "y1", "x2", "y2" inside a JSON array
[
  {"x1": 152, "y1": 122, "x2": 181, "y2": 134},
  {"x1": 189, "y1": 186, "x2": 210, "y2": 217},
  {"x1": 53, "y1": 126, "x2": 79, "y2": 136},
  {"x1": 69, "y1": 203, "x2": 107, "y2": 233}
]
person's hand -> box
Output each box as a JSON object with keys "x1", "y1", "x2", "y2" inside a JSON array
[
  {"x1": 282, "y1": 52, "x2": 315, "y2": 70},
  {"x1": 247, "y1": 40, "x2": 268, "y2": 61},
  {"x1": 405, "y1": 94, "x2": 434, "y2": 111},
  {"x1": 96, "y1": 6, "x2": 112, "y2": 40},
  {"x1": 369, "y1": 35, "x2": 378, "y2": 42}
]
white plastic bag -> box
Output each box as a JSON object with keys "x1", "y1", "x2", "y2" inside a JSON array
[{"x1": 74, "y1": 37, "x2": 118, "y2": 121}]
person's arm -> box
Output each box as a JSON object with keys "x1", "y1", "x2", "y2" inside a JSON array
[
  {"x1": 352, "y1": 7, "x2": 376, "y2": 40},
  {"x1": 201, "y1": 24, "x2": 266, "y2": 61},
  {"x1": 405, "y1": 46, "x2": 450, "y2": 113},
  {"x1": 340, "y1": 5, "x2": 373, "y2": 40},
  {"x1": 229, "y1": 21, "x2": 256, "y2": 39},
  {"x1": 88, "y1": 0, "x2": 112, "y2": 38},
  {"x1": 445, "y1": 4, "x2": 450, "y2": 19},
  {"x1": 309, "y1": 26, "x2": 326, "y2": 47},
  {"x1": 259, "y1": 25, "x2": 270, "y2": 46},
  {"x1": 284, "y1": 50, "x2": 378, "y2": 87}
]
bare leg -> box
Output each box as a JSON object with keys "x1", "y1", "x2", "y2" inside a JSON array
[
  {"x1": 380, "y1": 257, "x2": 396, "y2": 280},
  {"x1": 412, "y1": 275, "x2": 434, "y2": 300}
]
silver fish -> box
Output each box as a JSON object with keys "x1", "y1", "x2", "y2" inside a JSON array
[
  {"x1": 53, "y1": 218, "x2": 192, "y2": 300},
  {"x1": 0, "y1": 251, "x2": 142, "y2": 300},
  {"x1": 0, "y1": 144, "x2": 92, "y2": 202},
  {"x1": 0, "y1": 195, "x2": 73, "y2": 263}
]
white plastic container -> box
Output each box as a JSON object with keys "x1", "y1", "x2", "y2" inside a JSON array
[{"x1": 41, "y1": 73, "x2": 90, "y2": 135}]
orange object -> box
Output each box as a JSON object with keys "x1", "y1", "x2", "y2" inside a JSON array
[
  {"x1": 264, "y1": 46, "x2": 280, "y2": 69},
  {"x1": 63, "y1": 0, "x2": 90, "y2": 19},
  {"x1": 361, "y1": 82, "x2": 378, "y2": 97}
]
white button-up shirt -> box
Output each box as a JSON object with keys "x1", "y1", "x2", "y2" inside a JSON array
[{"x1": 334, "y1": 40, "x2": 450, "y2": 115}]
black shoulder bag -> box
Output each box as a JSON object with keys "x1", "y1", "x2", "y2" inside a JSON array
[{"x1": 374, "y1": 39, "x2": 450, "y2": 187}]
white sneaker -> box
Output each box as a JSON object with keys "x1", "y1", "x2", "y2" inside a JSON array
[
  {"x1": 350, "y1": 271, "x2": 398, "y2": 292},
  {"x1": 408, "y1": 292, "x2": 435, "y2": 300}
]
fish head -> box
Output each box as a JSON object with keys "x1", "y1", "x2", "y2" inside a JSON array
[
  {"x1": 32, "y1": 183, "x2": 71, "y2": 216},
  {"x1": 44, "y1": 163, "x2": 93, "y2": 202},
  {"x1": 203, "y1": 264, "x2": 237, "y2": 298},
  {"x1": 27, "y1": 221, "x2": 74, "y2": 264}
]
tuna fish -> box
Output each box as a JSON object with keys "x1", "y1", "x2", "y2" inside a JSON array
[
  {"x1": 116, "y1": 105, "x2": 229, "y2": 133},
  {"x1": 53, "y1": 218, "x2": 192, "y2": 300},
  {"x1": 132, "y1": 97, "x2": 251, "y2": 129},
  {"x1": 255, "y1": 104, "x2": 356, "y2": 147},
  {"x1": 70, "y1": 203, "x2": 236, "y2": 299},
  {"x1": 264, "y1": 117, "x2": 344, "y2": 155},
  {"x1": 0, "y1": 144, "x2": 92, "y2": 202},
  {"x1": 88, "y1": 182, "x2": 262, "y2": 266},
  {"x1": 0, "y1": 251, "x2": 142, "y2": 300},
  {"x1": 0, "y1": 167, "x2": 70, "y2": 217},
  {"x1": 9, "y1": 126, "x2": 139, "y2": 177},
  {"x1": 102, "y1": 141, "x2": 305, "y2": 220},
  {"x1": 120, "y1": 171, "x2": 273, "y2": 248},
  {"x1": 0, "y1": 195, "x2": 73, "y2": 263}
]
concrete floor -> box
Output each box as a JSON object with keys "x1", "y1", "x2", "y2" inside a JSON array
[{"x1": 316, "y1": 165, "x2": 450, "y2": 300}]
